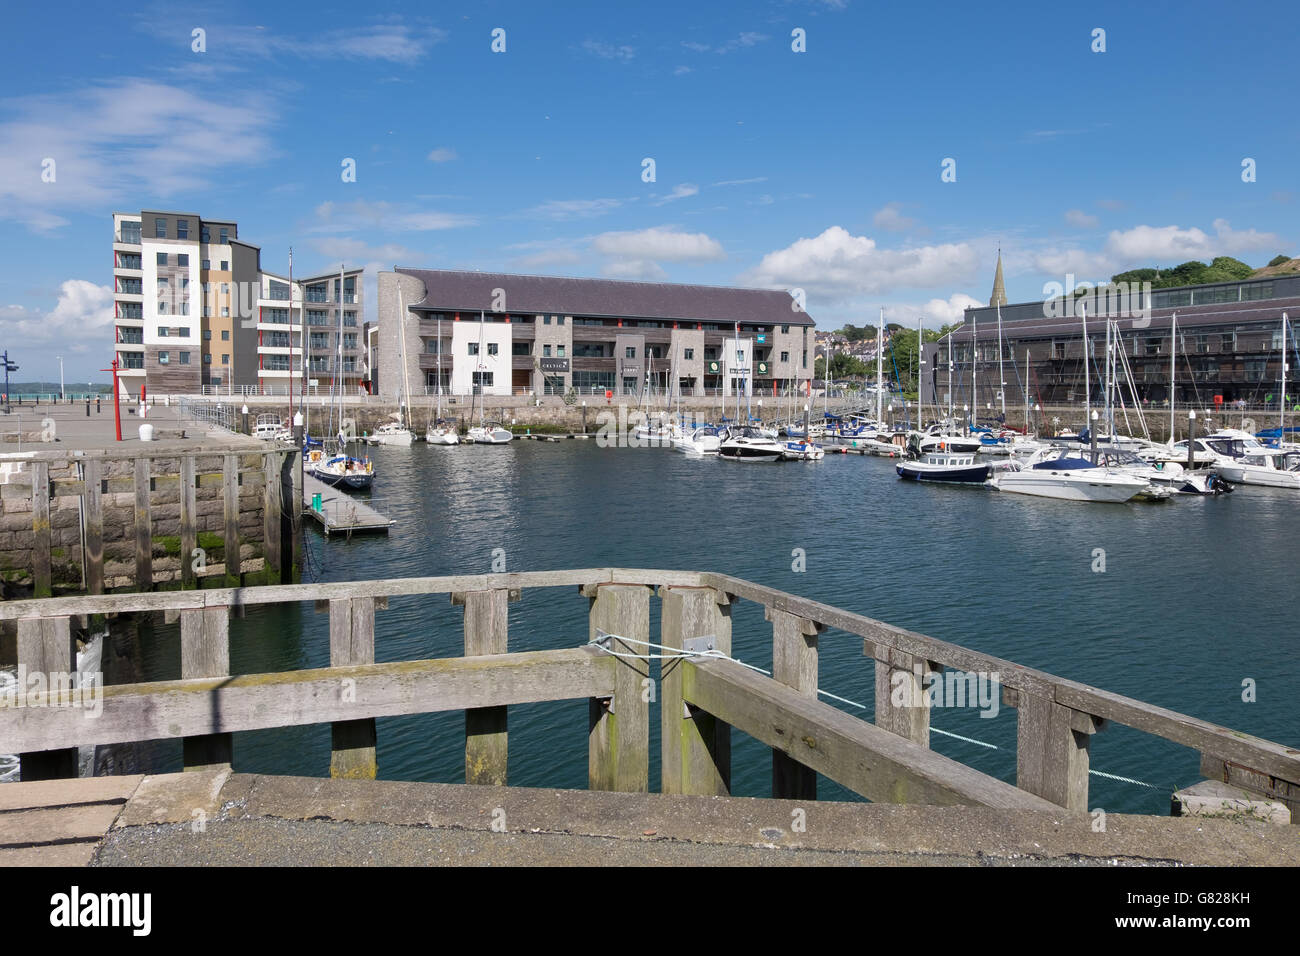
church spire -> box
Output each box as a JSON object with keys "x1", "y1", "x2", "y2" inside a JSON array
[{"x1": 989, "y1": 248, "x2": 1008, "y2": 307}]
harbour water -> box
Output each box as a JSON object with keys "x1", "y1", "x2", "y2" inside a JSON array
[{"x1": 122, "y1": 441, "x2": 1297, "y2": 814}]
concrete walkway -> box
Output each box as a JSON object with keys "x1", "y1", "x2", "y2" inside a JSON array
[{"x1": 3, "y1": 772, "x2": 1298, "y2": 866}]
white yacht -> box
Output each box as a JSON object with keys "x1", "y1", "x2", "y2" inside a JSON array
[
  {"x1": 781, "y1": 439, "x2": 825, "y2": 461},
  {"x1": 469, "y1": 422, "x2": 513, "y2": 444},
  {"x1": 1216, "y1": 449, "x2": 1300, "y2": 489},
  {"x1": 426, "y1": 420, "x2": 460, "y2": 445},
  {"x1": 718, "y1": 425, "x2": 785, "y2": 462},
  {"x1": 990, "y1": 449, "x2": 1152, "y2": 503},
  {"x1": 674, "y1": 426, "x2": 722, "y2": 456},
  {"x1": 366, "y1": 420, "x2": 414, "y2": 446}
]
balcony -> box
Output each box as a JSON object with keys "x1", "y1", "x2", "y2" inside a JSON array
[
  {"x1": 116, "y1": 330, "x2": 144, "y2": 345},
  {"x1": 117, "y1": 280, "x2": 143, "y2": 295},
  {"x1": 117, "y1": 226, "x2": 142, "y2": 245}
]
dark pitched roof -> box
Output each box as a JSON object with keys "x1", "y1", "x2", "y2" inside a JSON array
[{"x1": 395, "y1": 268, "x2": 814, "y2": 326}]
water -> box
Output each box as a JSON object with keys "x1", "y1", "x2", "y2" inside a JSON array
[{"x1": 125, "y1": 441, "x2": 1297, "y2": 813}]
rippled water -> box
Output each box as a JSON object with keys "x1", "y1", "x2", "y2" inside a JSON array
[{"x1": 123, "y1": 441, "x2": 1297, "y2": 813}]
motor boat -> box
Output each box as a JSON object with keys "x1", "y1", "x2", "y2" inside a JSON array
[
  {"x1": 781, "y1": 439, "x2": 825, "y2": 461},
  {"x1": 365, "y1": 421, "x2": 413, "y2": 446},
  {"x1": 674, "y1": 426, "x2": 722, "y2": 456},
  {"x1": 468, "y1": 422, "x2": 513, "y2": 444},
  {"x1": 1216, "y1": 449, "x2": 1300, "y2": 489},
  {"x1": 896, "y1": 450, "x2": 991, "y2": 484},
  {"x1": 912, "y1": 422, "x2": 983, "y2": 454},
  {"x1": 312, "y1": 453, "x2": 375, "y2": 490},
  {"x1": 426, "y1": 420, "x2": 460, "y2": 445},
  {"x1": 989, "y1": 449, "x2": 1152, "y2": 502},
  {"x1": 254, "y1": 414, "x2": 284, "y2": 441},
  {"x1": 718, "y1": 425, "x2": 786, "y2": 462}
]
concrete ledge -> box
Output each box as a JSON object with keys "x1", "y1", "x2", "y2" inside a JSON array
[{"x1": 1173, "y1": 779, "x2": 1291, "y2": 825}]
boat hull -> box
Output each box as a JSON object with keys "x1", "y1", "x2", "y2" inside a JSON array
[
  {"x1": 896, "y1": 462, "x2": 991, "y2": 483},
  {"x1": 992, "y1": 473, "x2": 1147, "y2": 502}
]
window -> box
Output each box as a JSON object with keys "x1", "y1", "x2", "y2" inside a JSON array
[
  {"x1": 221, "y1": 307, "x2": 229, "y2": 317},
  {"x1": 343, "y1": 311, "x2": 357, "y2": 327},
  {"x1": 158, "y1": 301, "x2": 169, "y2": 315},
  {"x1": 157, "y1": 327, "x2": 168, "y2": 337},
  {"x1": 220, "y1": 260, "x2": 229, "y2": 271},
  {"x1": 158, "y1": 351, "x2": 170, "y2": 364},
  {"x1": 120, "y1": 221, "x2": 142, "y2": 244},
  {"x1": 557, "y1": 316, "x2": 565, "y2": 325},
  {"x1": 222, "y1": 354, "x2": 229, "y2": 365},
  {"x1": 557, "y1": 345, "x2": 565, "y2": 357},
  {"x1": 468, "y1": 343, "x2": 479, "y2": 356},
  {"x1": 310, "y1": 333, "x2": 330, "y2": 350},
  {"x1": 511, "y1": 342, "x2": 530, "y2": 356},
  {"x1": 781, "y1": 325, "x2": 791, "y2": 334},
  {"x1": 154, "y1": 218, "x2": 167, "y2": 238},
  {"x1": 203, "y1": 354, "x2": 212, "y2": 364},
  {"x1": 157, "y1": 252, "x2": 168, "y2": 266},
  {"x1": 221, "y1": 283, "x2": 230, "y2": 295},
  {"x1": 802, "y1": 350, "x2": 807, "y2": 368},
  {"x1": 221, "y1": 330, "x2": 229, "y2": 341},
  {"x1": 179, "y1": 351, "x2": 190, "y2": 365},
  {"x1": 543, "y1": 315, "x2": 551, "y2": 325},
  {"x1": 178, "y1": 327, "x2": 190, "y2": 337},
  {"x1": 177, "y1": 254, "x2": 189, "y2": 267},
  {"x1": 625, "y1": 347, "x2": 636, "y2": 359},
  {"x1": 736, "y1": 350, "x2": 745, "y2": 363},
  {"x1": 472, "y1": 371, "x2": 494, "y2": 388},
  {"x1": 203, "y1": 330, "x2": 212, "y2": 340},
  {"x1": 201, "y1": 226, "x2": 210, "y2": 243},
  {"x1": 781, "y1": 351, "x2": 790, "y2": 362},
  {"x1": 177, "y1": 219, "x2": 189, "y2": 240},
  {"x1": 219, "y1": 228, "x2": 228, "y2": 244},
  {"x1": 487, "y1": 343, "x2": 499, "y2": 356},
  {"x1": 684, "y1": 348, "x2": 694, "y2": 360},
  {"x1": 543, "y1": 345, "x2": 552, "y2": 357}
]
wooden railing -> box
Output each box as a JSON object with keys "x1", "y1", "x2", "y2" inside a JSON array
[{"x1": 2, "y1": 569, "x2": 1296, "y2": 820}]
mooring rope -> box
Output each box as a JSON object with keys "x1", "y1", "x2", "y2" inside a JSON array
[{"x1": 586, "y1": 632, "x2": 1158, "y2": 790}]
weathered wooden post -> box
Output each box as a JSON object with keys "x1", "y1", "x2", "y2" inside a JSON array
[
  {"x1": 870, "y1": 643, "x2": 937, "y2": 746},
  {"x1": 328, "y1": 596, "x2": 378, "y2": 779},
  {"x1": 133, "y1": 457, "x2": 152, "y2": 589},
  {"x1": 179, "y1": 455, "x2": 197, "y2": 589},
  {"x1": 769, "y1": 606, "x2": 821, "y2": 800},
  {"x1": 586, "y1": 583, "x2": 651, "y2": 792},
  {"x1": 83, "y1": 458, "x2": 104, "y2": 595},
  {"x1": 181, "y1": 606, "x2": 232, "y2": 771},
  {"x1": 222, "y1": 454, "x2": 240, "y2": 586},
  {"x1": 660, "y1": 586, "x2": 732, "y2": 796},
  {"x1": 1007, "y1": 688, "x2": 1101, "y2": 813},
  {"x1": 16, "y1": 615, "x2": 77, "y2": 780},
  {"x1": 31, "y1": 460, "x2": 52, "y2": 598},
  {"x1": 261, "y1": 451, "x2": 282, "y2": 581},
  {"x1": 453, "y1": 587, "x2": 514, "y2": 785}
]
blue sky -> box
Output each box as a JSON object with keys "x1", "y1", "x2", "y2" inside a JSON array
[{"x1": 2, "y1": 1, "x2": 1296, "y2": 381}]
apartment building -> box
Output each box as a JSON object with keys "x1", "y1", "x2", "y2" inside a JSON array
[
  {"x1": 112, "y1": 211, "x2": 363, "y2": 396},
  {"x1": 376, "y1": 269, "x2": 815, "y2": 402}
]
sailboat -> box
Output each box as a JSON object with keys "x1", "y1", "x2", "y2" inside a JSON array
[
  {"x1": 1219, "y1": 312, "x2": 1298, "y2": 489},
  {"x1": 425, "y1": 310, "x2": 459, "y2": 445},
  {"x1": 311, "y1": 264, "x2": 375, "y2": 489},
  {"x1": 467, "y1": 312, "x2": 513, "y2": 444}
]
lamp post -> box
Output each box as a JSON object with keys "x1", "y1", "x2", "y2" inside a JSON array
[
  {"x1": 1, "y1": 351, "x2": 17, "y2": 414},
  {"x1": 581, "y1": 400, "x2": 587, "y2": 435},
  {"x1": 1187, "y1": 409, "x2": 1197, "y2": 470},
  {"x1": 57, "y1": 355, "x2": 64, "y2": 401},
  {"x1": 1090, "y1": 409, "x2": 1099, "y2": 464}
]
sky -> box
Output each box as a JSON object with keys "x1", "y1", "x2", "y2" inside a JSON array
[{"x1": 1, "y1": 1, "x2": 1296, "y2": 382}]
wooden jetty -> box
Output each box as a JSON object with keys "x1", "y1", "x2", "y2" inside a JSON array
[
  {"x1": 302, "y1": 473, "x2": 393, "y2": 536},
  {"x1": 2, "y1": 568, "x2": 1296, "y2": 828}
]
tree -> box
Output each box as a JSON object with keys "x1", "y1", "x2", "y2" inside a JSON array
[{"x1": 1268, "y1": 254, "x2": 1293, "y2": 267}]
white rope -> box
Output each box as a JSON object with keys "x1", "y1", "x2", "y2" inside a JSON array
[{"x1": 587, "y1": 633, "x2": 1157, "y2": 790}]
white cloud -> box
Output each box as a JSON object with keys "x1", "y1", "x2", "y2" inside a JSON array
[
  {"x1": 873, "y1": 202, "x2": 916, "y2": 232},
  {"x1": 717, "y1": 32, "x2": 769, "y2": 54},
  {"x1": 743, "y1": 226, "x2": 980, "y2": 303},
  {"x1": 0, "y1": 280, "x2": 114, "y2": 358},
  {"x1": 602, "y1": 260, "x2": 668, "y2": 280},
  {"x1": 427, "y1": 147, "x2": 457, "y2": 162},
  {"x1": 653, "y1": 183, "x2": 699, "y2": 206},
  {"x1": 581, "y1": 40, "x2": 636, "y2": 61},
  {"x1": 0, "y1": 80, "x2": 276, "y2": 230},
  {"x1": 1030, "y1": 219, "x2": 1283, "y2": 277},
  {"x1": 520, "y1": 198, "x2": 624, "y2": 221},
  {"x1": 312, "y1": 200, "x2": 475, "y2": 233},
  {"x1": 712, "y1": 177, "x2": 767, "y2": 187},
  {"x1": 591, "y1": 227, "x2": 725, "y2": 263},
  {"x1": 883, "y1": 294, "x2": 984, "y2": 329},
  {"x1": 1064, "y1": 209, "x2": 1099, "y2": 229}
]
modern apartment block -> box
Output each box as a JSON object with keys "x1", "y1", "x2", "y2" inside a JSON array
[
  {"x1": 112, "y1": 211, "x2": 364, "y2": 397},
  {"x1": 376, "y1": 269, "x2": 815, "y2": 402}
]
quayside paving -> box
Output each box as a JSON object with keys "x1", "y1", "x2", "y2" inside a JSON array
[{"x1": 2, "y1": 772, "x2": 1297, "y2": 867}]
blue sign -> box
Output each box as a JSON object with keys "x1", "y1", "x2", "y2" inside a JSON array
[{"x1": 757, "y1": 334, "x2": 767, "y2": 344}]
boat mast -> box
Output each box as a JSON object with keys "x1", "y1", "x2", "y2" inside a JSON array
[
  {"x1": 876, "y1": 306, "x2": 884, "y2": 425},
  {"x1": 478, "y1": 311, "x2": 487, "y2": 429},
  {"x1": 1024, "y1": 347, "x2": 1030, "y2": 434},
  {"x1": 916, "y1": 314, "x2": 924, "y2": 431},
  {"x1": 1281, "y1": 312, "x2": 1289, "y2": 437},
  {"x1": 1169, "y1": 312, "x2": 1177, "y2": 443},
  {"x1": 996, "y1": 301, "x2": 1006, "y2": 419},
  {"x1": 436, "y1": 312, "x2": 443, "y2": 424},
  {"x1": 1081, "y1": 299, "x2": 1090, "y2": 425},
  {"x1": 946, "y1": 331, "x2": 953, "y2": 419},
  {"x1": 1104, "y1": 315, "x2": 1112, "y2": 439},
  {"x1": 970, "y1": 309, "x2": 977, "y2": 427}
]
